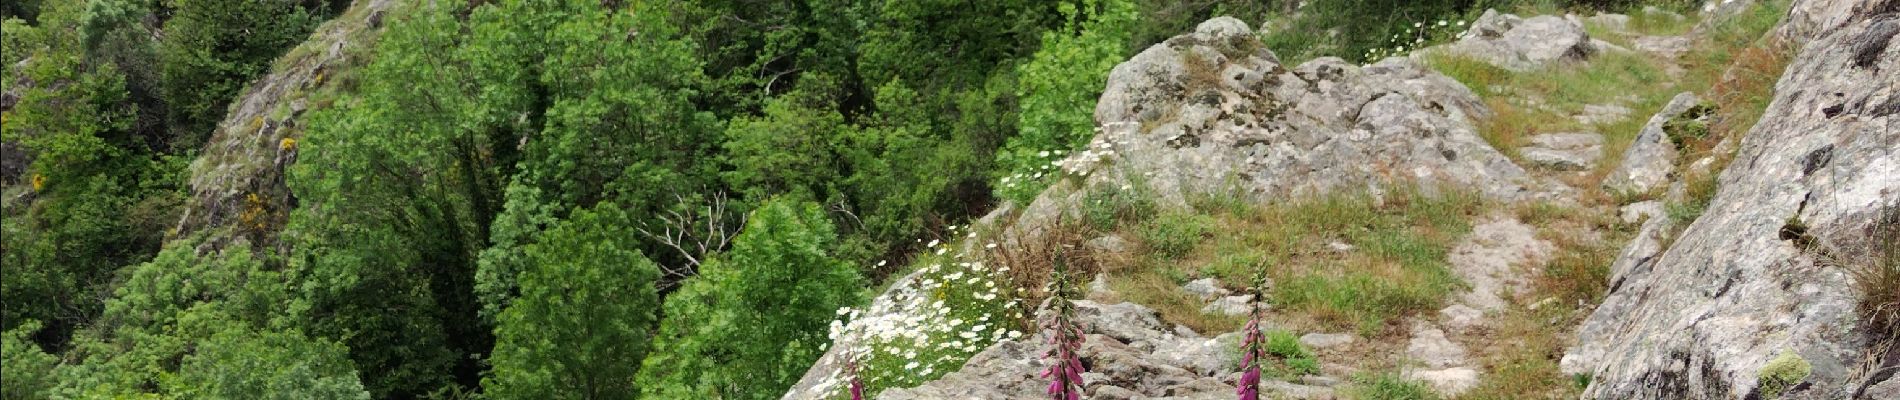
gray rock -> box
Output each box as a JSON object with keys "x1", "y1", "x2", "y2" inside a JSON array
[
  {"x1": 1326, "y1": 241, "x2": 1356, "y2": 253},
  {"x1": 876, "y1": 300, "x2": 1258, "y2": 399},
  {"x1": 1448, "y1": 217, "x2": 1551, "y2": 311},
  {"x1": 1632, "y1": 35, "x2": 1693, "y2": 59},
  {"x1": 1437, "y1": 9, "x2": 1599, "y2": 71},
  {"x1": 1575, "y1": 103, "x2": 1634, "y2": 125},
  {"x1": 1300, "y1": 375, "x2": 1344, "y2": 387},
  {"x1": 1073, "y1": 300, "x2": 1168, "y2": 346},
  {"x1": 1585, "y1": 13, "x2": 1631, "y2": 32},
  {"x1": 1183, "y1": 278, "x2": 1228, "y2": 300},
  {"x1": 1519, "y1": 132, "x2": 1604, "y2": 171},
  {"x1": 1088, "y1": 234, "x2": 1132, "y2": 253},
  {"x1": 1090, "y1": 273, "x2": 1114, "y2": 296},
  {"x1": 1092, "y1": 385, "x2": 1143, "y2": 400},
  {"x1": 1570, "y1": 11, "x2": 1900, "y2": 399},
  {"x1": 1618, "y1": 200, "x2": 1665, "y2": 225},
  {"x1": 1618, "y1": 200, "x2": 1664, "y2": 224},
  {"x1": 1863, "y1": 374, "x2": 1900, "y2": 400},
  {"x1": 1299, "y1": 333, "x2": 1357, "y2": 350},
  {"x1": 1407, "y1": 323, "x2": 1470, "y2": 368},
  {"x1": 1201, "y1": 294, "x2": 1254, "y2": 316},
  {"x1": 1405, "y1": 367, "x2": 1481, "y2": 397},
  {"x1": 1439, "y1": 304, "x2": 1485, "y2": 330},
  {"x1": 1603, "y1": 92, "x2": 1700, "y2": 195},
  {"x1": 1075, "y1": 17, "x2": 1535, "y2": 215},
  {"x1": 1263, "y1": 381, "x2": 1339, "y2": 399}
]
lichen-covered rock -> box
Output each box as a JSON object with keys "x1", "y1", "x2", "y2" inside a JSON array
[
  {"x1": 1519, "y1": 132, "x2": 1604, "y2": 171},
  {"x1": 1603, "y1": 92, "x2": 1702, "y2": 195},
  {"x1": 1567, "y1": 10, "x2": 1900, "y2": 399},
  {"x1": 1076, "y1": 17, "x2": 1536, "y2": 212},
  {"x1": 873, "y1": 301, "x2": 1247, "y2": 400},
  {"x1": 1437, "y1": 9, "x2": 1600, "y2": 71}
]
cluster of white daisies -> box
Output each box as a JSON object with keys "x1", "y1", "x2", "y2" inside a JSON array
[
  {"x1": 809, "y1": 226, "x2": 1027, "y2": 398},
  {"x1": 1362, "y1": 19, "x2": 1469, "y2": 61}
]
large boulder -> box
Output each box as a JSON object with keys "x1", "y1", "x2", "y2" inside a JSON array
[
  {"x1": 1566, "y1": 10, "x2": 1900, "y2": 399},
  {"x1": 1603, "y1": 92, "x2": 1703, "y2": 195},
  {"x1": 874, "y1": 301, "x2": 1249, "y2": 400},
  {"x1": 1077, "y1": 17, "x2": 1535, "y2": 210},
  {"x1": 1435, "y1": 9, "x2": 1600, "y2": 71}
]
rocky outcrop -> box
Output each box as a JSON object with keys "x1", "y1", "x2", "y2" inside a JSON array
[
  {"x1": 875, "y1": 300, "x2": 1337, "y2": 400},
  {"x1": 1436, "y1": 9, "x2": 1601, "y2": 71},
  {"x1": 173, "y1": 0, "x2": 397, "y2": 248},
  {"x1": 1566, "y1": 8, "x2": 1900, "y2": 399},
  {"x1": 1519, "y1": 132, "x2": 1605, "y2": 171},
  {"x1": 1603, "y1": 92, "x2": 1702, "y2": 195},
  {"x1": 1073, "y1": 17, "x2": 1537, "y2": 209},
  {"x1": 787, "y1": 17, "x2": 1546, "y2": 399}
]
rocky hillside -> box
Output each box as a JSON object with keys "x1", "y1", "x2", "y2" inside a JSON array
[
  {"x1": 788, "y1": 1, "x2": 1899, "y2": 399},
  {"x1": 174, "y1": 0, "x2": 398, "y2": 250},
  {"x1": 1565, "y1": 1, "x2": 1900, "y2": 398}
]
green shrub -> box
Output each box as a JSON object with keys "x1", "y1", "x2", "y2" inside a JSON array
[
  {"x1": 1139, "y1": 212, "x2": 1212, "y2": 260},
  {"x1": 1265, "y1": 329, "x2": 1321, "y2": 375},
  {"x1": 1082, "y1": 180, "x2": 1157, "y2": 231}
]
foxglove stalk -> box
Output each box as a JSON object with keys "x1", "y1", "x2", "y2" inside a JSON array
[
  {"x1": 847, "y1": 356, "x2": 866, "y2": 400},
  {"x1": 1041, "y1": 268, "x2": 1086, "y2": 400},
  {"x1": 1236, "y1": 274, "x2": 1271, "y2": 400}
]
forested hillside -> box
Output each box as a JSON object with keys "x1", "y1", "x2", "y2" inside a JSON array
[{"x1": 3, "y1": 0, "x2": 1894, "y2": 399}]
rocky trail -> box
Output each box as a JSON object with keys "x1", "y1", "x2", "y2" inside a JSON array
[{"x1": 787, "y1": 1, "x2": 1900, "y2": 398}]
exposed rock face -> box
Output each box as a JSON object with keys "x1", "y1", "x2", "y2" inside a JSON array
[
  {"x1": 1567, "y1": 9, "x2": 1900, "y2": 399},
  {"x1": 1604, "y1": 92, "x2": 1702, "y2": 195},
  {"x1": 174, "y1": 0, "x2": 397, "y2": 248},
  {"x1": 1519, "y1": 132, "x2": 1605, "y2": 171},
  {"x1": 1438, "y1": 9, "x2": 1600, "y2": 71},
  {"x1": 875, "y1": 301, "x2": 1263, "y2": 400},
  {"x1": 1078, "y1": 17, "x2": 1535, "y2": 209}
]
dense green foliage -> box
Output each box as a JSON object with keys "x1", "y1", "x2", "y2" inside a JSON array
[
  {"x1": 2, "y1": 321, "x2": 57, "y2": 399},
  {"x1": 484, "y1": 204, "x2": 661, "y2": 400},
  {"x1": 638, "y1": 199, "x2": 863, "y2": 399},
  {"x1": 1, "y1": 0, "x2": 186, "y2": 348}
]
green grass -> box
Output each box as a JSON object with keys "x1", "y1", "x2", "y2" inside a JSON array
[
  {"x1": 1105, "y1": 185, "x2": 1482, "y2": 336},
  {"x1": 1265, "y1": 329, "x2": 1322, "y2": 376},
  {"x1": 1138, "y1": 212, "x2": 1213, "y2": 260},
  {"x1": 1352, "y1": 372, "x2": 1443, "y2": 400}
]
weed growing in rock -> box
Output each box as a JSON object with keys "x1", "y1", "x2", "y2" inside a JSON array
[{"x1": 1756, "y1": 350, "x2": 1812, "y2": 398}]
